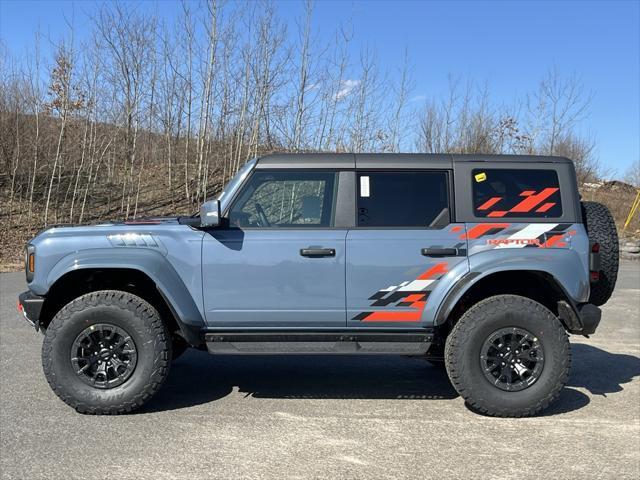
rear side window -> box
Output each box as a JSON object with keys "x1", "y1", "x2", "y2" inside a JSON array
[
  {"x1": 357, "y1": 171, "x2": 449, "y2": 227},
  {"x1": 472, "y1": 169, "x2": 562, "y2": 218}
]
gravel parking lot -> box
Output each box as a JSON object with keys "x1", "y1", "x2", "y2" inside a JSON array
[{"x1": 1, "y1": 263, "x2": 639, "y2": 479}]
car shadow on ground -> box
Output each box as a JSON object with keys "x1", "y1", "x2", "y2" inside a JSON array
[
  {"x1": 142, "y1": 354, "x2": 456, "y2": 413},
  {"x1": 141, "y1": 343, "x2": 640, "y2": 415},
  {"x1": 516, "y1": 343, "x2": 639, "y2": 417}
]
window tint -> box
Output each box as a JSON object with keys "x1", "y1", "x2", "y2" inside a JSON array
[
  {"x1": 229, "y1": 171, "x2": 337, "y2": 228},
  {"x1": 357, "y1": 171, "x2": 449, "y2": 227},
  {"x1": 472, "y1": 169, "x2": 562, "y2": 218}
]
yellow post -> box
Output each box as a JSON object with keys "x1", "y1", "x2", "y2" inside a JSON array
[{"x1": 623, "y1": 190, "x2": 640, "y2": 232}]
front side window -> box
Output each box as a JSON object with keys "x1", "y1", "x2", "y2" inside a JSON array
[
  {"x1": 357, "y1": 171, "x2": 450, "y2": 227},
  {"x1": 472, "y1": 169, "x2": 562, "y2": 218},
  {"x1": 229, "y1": 170, "x2": 337, "y2": 228}
]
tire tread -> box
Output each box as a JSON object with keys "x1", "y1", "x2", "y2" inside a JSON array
[
  {"x1": 42, "y1": 290, "x2": 170, "y2": 415},
  {"x1": 445, "y1": 294, "x2": 571, "y2": 417}
]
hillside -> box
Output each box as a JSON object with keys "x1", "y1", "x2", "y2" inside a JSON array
[
  {"x1": 2, "y1": 154, "x2": 638, "y2": 272},
  {"x1": 1, "y1": 1, "x2": 638, "y2": 271}
]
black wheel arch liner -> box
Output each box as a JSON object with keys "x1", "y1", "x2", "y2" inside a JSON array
[
  {"x1": 35, "y1": 249, "x2": 207, "y2": 347},
  {"x1": 434, "y1": 269, "x2": 600, "y2": 336}
]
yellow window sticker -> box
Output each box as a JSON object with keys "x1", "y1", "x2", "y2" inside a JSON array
[{"x1": 475, "y1": 172, "x2": 487, "y2": 182}]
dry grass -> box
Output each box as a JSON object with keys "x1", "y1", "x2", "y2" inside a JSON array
[{"x1": 582, "y1": 186, "x2": 640, "y2": 240}]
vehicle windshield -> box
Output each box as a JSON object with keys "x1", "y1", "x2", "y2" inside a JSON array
[{"x1": 216, "y1": 159, "x2": 257, "y2": 212}]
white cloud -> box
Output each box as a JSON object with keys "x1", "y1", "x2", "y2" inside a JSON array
[
  {"x1": 410, "y1": 94, "x2": 427, "y2": 103},
  {"x1": 305, "y1": 82, "x2": 320, "y2": 92},
  {"x1": 335, "y1": 79, "x2": 360, "y2": 100}
]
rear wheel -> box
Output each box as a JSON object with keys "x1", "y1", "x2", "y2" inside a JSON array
[
  {"x1": 445, "y1": 295, "x2": 570, "y2": 417},
  {"x1": 42, "y1": 290, "x2": 171, "y2": 414},
  {"x1": 582, "y1": 201, "x2": 619, "y2": 306}
]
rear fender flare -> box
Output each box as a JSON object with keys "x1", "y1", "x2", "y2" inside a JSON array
[{"x1": 434, "y1": 248, "x2": 590, "y2": 325}]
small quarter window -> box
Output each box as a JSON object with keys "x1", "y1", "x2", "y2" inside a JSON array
[{"x1": 472, "y1": 169, "x2": 562, "y2": 218}]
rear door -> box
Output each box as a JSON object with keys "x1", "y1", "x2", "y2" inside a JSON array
[{"x1": 346, "y1": 168, "x2": 469, "y2": 327}]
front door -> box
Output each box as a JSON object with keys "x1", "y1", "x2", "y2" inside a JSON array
[
  {"x1": 202, "y1": 169, "x2": 347, "y2": 327},
  {"x1": 346, "y1": 170, "x2": 468, "y2": 327}
]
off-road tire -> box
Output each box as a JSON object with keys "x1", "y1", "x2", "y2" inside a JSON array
[
  {"x1": 582, "y1": 201, "x2": 619, "y2": 306},
  {"x1": 445, "y1": 295, "x2": 570, "y2": 417},
  {"x1": 42, "y1": 290, "x2": 171, "y2": 414}
]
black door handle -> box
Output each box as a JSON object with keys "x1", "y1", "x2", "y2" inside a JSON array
[
  {"x1": 421, "y1": 247, "x2": 458, "y2": 257},
  {"x1": 300, "y1": 248, "x2": 336, "y2": 257}
]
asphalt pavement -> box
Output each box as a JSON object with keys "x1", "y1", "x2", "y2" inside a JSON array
[{"x1": 1, "y1": 263, "x2": 639, "y2": 479}]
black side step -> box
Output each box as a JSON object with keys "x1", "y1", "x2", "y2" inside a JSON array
[{"x1": 204, "y1": 331, "x2": 433, "y2": 355}]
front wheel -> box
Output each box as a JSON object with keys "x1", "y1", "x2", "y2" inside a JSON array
[
  {"x1": 445, "y1": 295, "x2": 570, "y2": 417},
  {"x1": 42, "y1": 290, "x2": 171, "y2": 414}
]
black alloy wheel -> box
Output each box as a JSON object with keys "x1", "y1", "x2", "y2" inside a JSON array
[
  {"x1": 71, "y1": 323, "x2": 138, "y2": 389},
  {"x1": 480, "y1": 327, "x2": 544, "y2": 392}
]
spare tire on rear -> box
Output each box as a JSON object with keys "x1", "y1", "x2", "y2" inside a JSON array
[{"x1": 582, "y1": 201, "x2": 619, "y2": 306}]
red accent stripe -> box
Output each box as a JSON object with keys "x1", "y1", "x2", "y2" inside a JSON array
[
  {"x1": 487, "y1": 211, "x2": 507, "y2": 217},
  {"x1": 542, "y1": 234, "x2": 566, "y2": 248},
  {"x1": 403, "y1": 294, "x2": 425, "y2": 303},
  {"x1": 519, "y1": 190, "x2": 536, "y2": 196},
  {"x1": 536, "y1": 202, "x2": 556, "y2": 213},
  {"x1": 363, "y1": 311, "x2": 422, "y2": 322},
  {"x1": 510, "y1": 188, "x2": 558, "y2": 213},
  {"x1": 417, "y1": 262, "x2": 448, "y2": 280},
  {"x1": 450, "y1": 225, "x2": 463, "y2": 233},
  {"x1": 461, "y1": 223, "x2": 510, "y2": 239},
  {"x1": 477, "y1": 197, "x2": 502, "y2": 210}
]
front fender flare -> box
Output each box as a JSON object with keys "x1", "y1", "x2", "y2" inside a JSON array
[{"x1": 45, "y1": 248, "x2": 205, "y2": 343}]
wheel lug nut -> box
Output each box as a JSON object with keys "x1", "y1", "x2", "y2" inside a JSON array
[{"x1": 501, "y1": 362, "x2": 505, "y2": 366}]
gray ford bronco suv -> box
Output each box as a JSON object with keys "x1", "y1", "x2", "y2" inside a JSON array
[{"x1": 18, "y1": 154, "x2": 619, "y2": 417}]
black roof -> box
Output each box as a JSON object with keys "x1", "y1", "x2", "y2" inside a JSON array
[{"x1": 255, "y1": 153, "x2": 572, "y2": 169}]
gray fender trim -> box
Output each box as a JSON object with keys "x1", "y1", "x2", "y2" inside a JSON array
[
  {"x1": 434, "y1": 249, "x2": 589, "y2": 326},
  {"x1": 434, "y1": 271, "x2": 481, "y2": 325},
  {"x1": 434, "y1": 268, "x2": 581, "y2": 326},
  {"x1": 45, "y1": 248, "x2": 205, "y2": 345}
]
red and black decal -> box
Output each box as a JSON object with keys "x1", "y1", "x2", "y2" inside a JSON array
[
  {"x1": 459, "y1": 223, "x2": 510, "y2": 240},
  {"x1": 353, "y1": 262, "x2": 448, "y2": 322},
  {"x1": 524, "y1": 223, "x2": 575, "y2": 248},
  {"x1": 476, "y1": 188, "x2": 560, "y2": 218}
]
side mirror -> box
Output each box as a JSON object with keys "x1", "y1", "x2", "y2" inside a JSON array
[{"x1": 200, "y1": 199, "x2": 222, "y2": 227}]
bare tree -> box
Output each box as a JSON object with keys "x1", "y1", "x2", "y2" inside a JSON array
[
  {"x1": 43, "y1": 44, "x2": 84, "y2": 225},
  {"x1": 528, "y1": 68, "x2": 593, "y2": 155},
  {"x1": 624, "y1": 160, "x2": 640, "y2": 188},
  {"x1": 0, "y1": 1, "x2": 620, "y2": 267}
]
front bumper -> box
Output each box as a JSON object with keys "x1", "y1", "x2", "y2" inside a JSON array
[{"x1": 17, "y1": 291, "x2": 44, "y2": 331}]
